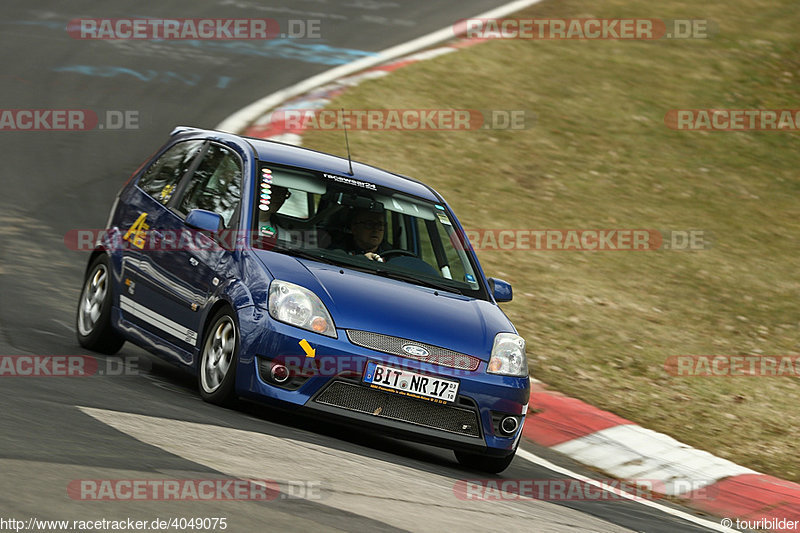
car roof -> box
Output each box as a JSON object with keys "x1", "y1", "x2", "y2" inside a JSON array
[{"x1": 171, "y1": 126, "x2": 442, "y2": 202}]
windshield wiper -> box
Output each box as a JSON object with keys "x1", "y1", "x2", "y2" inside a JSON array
[
  {"x1": 268, "y1": 245, "x2": 464, "y2": 294},
  {"x1": 373, "y1": 267, "x2": 463, "y2": 295},
  {"x1": 270, "y1": 244, "x2": 338, "y2": 266}
]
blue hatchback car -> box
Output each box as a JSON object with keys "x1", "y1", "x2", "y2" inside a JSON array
[{"x1": 77, "y1": 126, "x2": 530, "y2": 472}]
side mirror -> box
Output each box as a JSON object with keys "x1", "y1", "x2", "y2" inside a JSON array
[
  {"x1": 185, "y1": 209, "x2": 223, "y2": 233},
  {"x1": 487, "y1": 277, "x2": 512, "y2": 303}
]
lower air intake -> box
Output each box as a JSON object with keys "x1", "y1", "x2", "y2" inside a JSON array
[{"x1": 314, "y1": 380, "x2": 481, "y2": 438}]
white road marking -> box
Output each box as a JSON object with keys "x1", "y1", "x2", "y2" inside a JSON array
[
  {"x1": 551, "y1": 425, "x2": 755, "y2": 495},
  {"x1": 516, "y1": 448, "x2": 740, "y2": 532},
  {"x1": 215, "y1": 0, "x2": 546, "y2": 134},
  {"x1": 78, "y1": 407, "x2": 631, "y2": 533}
]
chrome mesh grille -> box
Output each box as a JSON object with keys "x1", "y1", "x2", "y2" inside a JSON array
[
  {"x1": 314, "y1": 381, "x2": 481, "y2": 437},
  {"x1": 345, "y1": 330, "x2": 481, "y2": 371}
]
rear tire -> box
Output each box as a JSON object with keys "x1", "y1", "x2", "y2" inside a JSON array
[
  {"x1": 198, "y1": 308, "x2": 239, "y2": 406},
  {"x1": 455, "y1": 447, "x2": 517, "y2": 474},
  {"x1": 76, "y1": 255, "x2": 124, "y2": 354}
]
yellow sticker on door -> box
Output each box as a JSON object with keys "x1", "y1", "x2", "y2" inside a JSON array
[{"x1": 123, "y1": 212, "x2": 149, "y2": 249}]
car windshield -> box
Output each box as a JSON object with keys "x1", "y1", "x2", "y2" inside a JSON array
[{"x1": 252, "y1": 162, "x2": 484, "y2": 298}]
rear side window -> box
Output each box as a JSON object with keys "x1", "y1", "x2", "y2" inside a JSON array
[
  {"x1": 178, "y1": 143, "x2": 242, "y2": 228},
  {"x1": 138, "y1": 140, "x2": 204, "y2": 205}
]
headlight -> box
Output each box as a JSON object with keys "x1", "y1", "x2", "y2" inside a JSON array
[
  {"x1": 487, "y1": 333, "x2": 528, "y2": 377},
  {"x1": 268, "y1": 280, "x2": 337, "y2": 338}
]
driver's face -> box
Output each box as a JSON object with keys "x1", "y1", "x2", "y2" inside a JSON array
[{"x1": 351, "y1": 212, "x2": 385, "y2": 252}]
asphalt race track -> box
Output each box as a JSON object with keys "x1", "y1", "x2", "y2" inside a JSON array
[{"x1": 0, "y1": 2, "x2": 720, "y2": 531}]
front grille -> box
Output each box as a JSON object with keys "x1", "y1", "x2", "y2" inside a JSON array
[
  {"x1": 346, "y1": 330, "x2": 481, "y2": 371},
  {"x1": 314, "y1": 381, "x2": 481, "y2": 438}
]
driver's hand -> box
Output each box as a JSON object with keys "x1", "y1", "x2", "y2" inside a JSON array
[{"x1": 365, "y1": 252, "x2": 384, "y2": 262}]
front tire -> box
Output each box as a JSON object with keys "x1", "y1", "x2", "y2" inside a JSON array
[
  {"x1": 198, "y1": 308, "x2": 239, "y2": 406},
  {"x1": 76, "y1": 255, "x2": 124, "y2": 354}
]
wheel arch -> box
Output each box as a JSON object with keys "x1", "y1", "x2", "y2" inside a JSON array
[
  {"x1": 85, "y1": 248, "x2": 108, "y2": 276},
  {"x1": 196, "y1": 296, "x2": 240, "y2": 368}
]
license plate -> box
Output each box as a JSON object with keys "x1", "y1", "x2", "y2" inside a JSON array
[{"x1": 363, "y1": 361, "x2": 459, "y2": 403}]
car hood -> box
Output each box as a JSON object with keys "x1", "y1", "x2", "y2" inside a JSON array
[{"x1": 252, "y1": 251, "x2": 515, "y2": 360}]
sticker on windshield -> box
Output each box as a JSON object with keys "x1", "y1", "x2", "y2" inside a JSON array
[
  {"x1": 259, "y1": 178, "x2": 271, "y2": 211},
  {"x1": 323, "y1": 172, "x2": 377, "y2": 191},
  {"x1": 436, "y1": 212, "x2": 452, "y2": 226},
  {"x1": 465, "y1": 273, "x2": 476, "y2": 283}
]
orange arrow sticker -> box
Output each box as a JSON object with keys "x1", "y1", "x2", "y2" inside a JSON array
[{"x1": 299, "y1": 339, "x2": 315, "y2": 358}]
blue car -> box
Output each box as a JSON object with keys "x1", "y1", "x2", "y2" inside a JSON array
[{"x1": 76, "y1": 126, "x2": 530, "y2": 472}]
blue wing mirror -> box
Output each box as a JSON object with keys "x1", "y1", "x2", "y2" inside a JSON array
[
  {"x1": 185, "y1": 209, "x2": 223, "y2": 233},
  {"x1": 487, "y1": 277, "x2": 512, "y2": 302}
]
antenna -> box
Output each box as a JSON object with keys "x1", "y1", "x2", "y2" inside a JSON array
[{"x1": 342, "y1": 108, "x2": 354, "y2": 176}]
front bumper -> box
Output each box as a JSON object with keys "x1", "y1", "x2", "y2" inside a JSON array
[{"x1": 234, "y1": 308, "x2": 530, "y2": 455}]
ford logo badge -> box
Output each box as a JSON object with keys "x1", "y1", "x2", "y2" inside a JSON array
[{"x1": 402, "y1": 344, "x2": 429, "y2": 357}]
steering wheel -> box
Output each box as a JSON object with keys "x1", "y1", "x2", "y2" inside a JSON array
[{"x1": 379, "y1": 249, "x2": 417, "y2": 259}]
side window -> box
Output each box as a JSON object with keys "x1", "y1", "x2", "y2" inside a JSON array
[
  {"x1": 178, "y1": 144, "x2": 242, "y2": 228},
  {"x1": 138, "y1": 140, "x2": 204, "y2": 205}
]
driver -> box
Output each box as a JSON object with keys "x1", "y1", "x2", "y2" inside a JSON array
[{"x1": 341, "y1": 208, "x2": 389, "y2": 262}]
